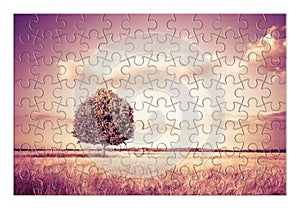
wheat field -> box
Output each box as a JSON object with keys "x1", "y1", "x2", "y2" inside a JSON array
[{"x1": 14, "y1": 150, "x2": 286, "y2": 195}]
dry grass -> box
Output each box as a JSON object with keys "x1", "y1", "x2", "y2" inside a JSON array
[{"x1": 14, "y1": 151, "x2": 286, "y2": 195}]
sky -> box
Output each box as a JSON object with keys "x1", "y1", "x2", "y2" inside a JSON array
[{"x1": 14, "y1": 14, "x2": 286, "y2": 150}]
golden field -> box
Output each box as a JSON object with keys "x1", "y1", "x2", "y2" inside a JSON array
[{"x1": 14, "y1": 150, "x2": 286, "y2": 195}]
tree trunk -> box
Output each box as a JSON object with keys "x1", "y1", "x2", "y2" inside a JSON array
[{"x1": 102, "y1": 143, "x2": 106, "y2": 157}]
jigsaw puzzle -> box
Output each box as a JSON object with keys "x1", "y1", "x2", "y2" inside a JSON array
[{"x1": 14, "y1": 14, "x2": 286, "y2": 195}]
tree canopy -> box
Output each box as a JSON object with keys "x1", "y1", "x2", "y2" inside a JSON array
[{"x1": 72, "y1": 88, "x2": 134, "y2": 146}]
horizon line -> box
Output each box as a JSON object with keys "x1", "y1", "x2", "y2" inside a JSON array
[{"x1": 14, "y1": 147, "x2": 286, "y2": 153}]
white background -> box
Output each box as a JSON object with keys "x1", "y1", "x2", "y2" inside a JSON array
[{"x1": 1, "y1": 0, "x2": 297, "y2": 208}]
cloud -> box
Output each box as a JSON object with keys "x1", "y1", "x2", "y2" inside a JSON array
[
  {"x1": 259, "y1": 110, "x2": 286, "y2": 128},
  {"x1": 242, "y1": 25, "x2": 286, "y2": 82},
  {"x1": 263, "y1": 25, "x2": 286, "y2": 58},
  {"x1": 245, "y1": 25, "x2": 286, "y2": 61}
]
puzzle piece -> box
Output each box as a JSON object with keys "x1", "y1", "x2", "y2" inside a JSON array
[
  {"x1": 122, "y1": 58, "x2": 156, "y2": 84},
  {"x1": 258, "y1": 56, "x2": 286, "y2": 84},
  {"x1": 53, "y1": 79, "x2": 88, "y2": 107},
  {"x1": 192, "y1": 54, "x2": 221, "y2": 86},
  {"x1": 239, "y1": 98, "x2": 267, "y2": 131},
  {"x1": 190, "y1": 124, "x2": 224, "y2": 149},
  {"x1": 190, "y1": 32, "x2": 223, "y2": 61},
  {"x1": 167, "y1": 14, "x2": 202, "y2": 39},
  {"x1": 124, "y1": 76, "x2": 152, "y2": 110},
  {"x1": 212, "y1": 14, "x2": 246, "y2": 38},
  {"x1": 216, "y1": 121, "x2": 244, "y2": 151},
  {"x1": 14, "y1": 125, "x2": 43, "y2": 149},
  {"x1": 146, "y1": 97, "x2": 176, "y2": 133},
  {"x1": 261, "y1": 120, "x2": 286, "y2": 150},
  {"x1": 34, "y1": 30, "x2": 61, "y2": 66},
  {"x1": 30, "y1": 59, "x2": 61, "y2": 84},
  {"x1": 169, "y1": 121, "x2": 198, "y2": 149},
  {"x1": 170, "y1": 30, "x2": 198, "y2": 66},
  {"x1": 212, "y1": 151, "x2": 248, "y2": 180},
  {"x1": 79, "y1": 30, "x2": 106, "y2": 61},
  {"x1": 216, "y1": 29, "x2": 244, "y2": 65},
  {"x1": 236, "y1": 33, "x2": 271, "y2": 60},
  {"x1": 14, "y1": 79, "x2": 42, "y2": 106},
  {"x1": 121, "y1": 14, "x2": 156, "y2": 36},
  {"x1": 235, "y1": 79, "x2": 270, "y2": 106},
  {"x1": 99, "y1": 33, "x2": 134, "y2": 62},
  {"x1": 15, "y1": 52, "x2": 39, "y2": 86},
  {"x1": 14, "y1": 14, "x2": 286, "y2": 195},
  {"x1": 213, "y1": 58, "x2": 247, "y2": 85},
  {"x1": 144, "y1": 33, "x2": 180, "y2": 61},
  {"x1": 31, "y1": 102, "x2": 65, "y2": 129},
  {"x1": 262, "y1": 75, "x2": 286, "y2": 111},
  {"x1": 56, "y1": 14, "x2": 84, "y2": 42},
  {"x1": 190, "y1": 78, "x2": 225, "y2": 107},
  {"x1": 14, "y1": 98, "x2": 38, "y2": 134},
  {"x1": 191, "y1": 98, "x2": 221, "y2": 132},
  {"x1": 35, "y1": 75, "x2": 62, "y2": 110},
  {"x1": 144, "y1": 79, "x2": 179, "y2": 106},
  {"x1": 54, "y1": 33, "x2": 89, "y2": 61},
  {"x1": 261, "y1": 25, "x2": 286, "y2": 62},
  {"x1": 238, "y1": 52, "x2": 266, "y2": 84},
  {"x1": 29, "y1": 14, "x2": 64, "y2": 39},
  {"x1": 215, "y1": 75, "x2": 243, "y2": 110},
  {"x1": 76, "y1": 14, "x2": 110, "y2": 40},
  {"x1": 102, "y1": 14, "x2": 129, "y2": 42},
  {"x1": 258, "y1": 102, "x2": 286, "y2": 130},
  {"x1": 238, "y1": 14, "x2": 267, "y2": 43}
]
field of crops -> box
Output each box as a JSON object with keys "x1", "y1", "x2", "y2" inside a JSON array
[{"x1": 14, "y1": 150, "x2": 286, "y2": 195}]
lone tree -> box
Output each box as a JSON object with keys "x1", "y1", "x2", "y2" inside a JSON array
[{"x1": 72, "y1": 88, "x2": 134, "y2": 156}]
